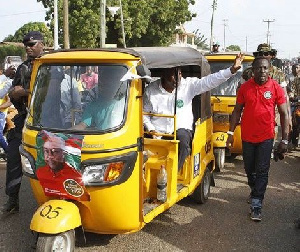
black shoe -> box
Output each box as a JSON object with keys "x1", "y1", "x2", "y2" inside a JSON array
[
  {"x1": 1, "y1": 196, "x2": 19, "y2": 214},
  {"x1": 0, "y1": 152, "x2": 7, "y2": 161},
  {"x1": 273, "y1": 150, "x2": 284, "y2": 162},
  {"x1": 250, "y1": 207, "x2": 262, "y2": 221}
]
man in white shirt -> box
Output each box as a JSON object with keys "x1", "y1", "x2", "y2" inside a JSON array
[
  {"x1": 60, "y1": 73, "x2": 82, "y2": 128},
  {"x1": 143, "y1": 53, "x2": 244, "y2": 171},
  {"x1": 0, "y1": 66, "x2": 16, "y2": 98}
]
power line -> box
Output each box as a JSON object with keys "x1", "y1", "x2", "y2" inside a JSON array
[{"x1": 0, "y1": 11, "x2": 45, "y2": 18}]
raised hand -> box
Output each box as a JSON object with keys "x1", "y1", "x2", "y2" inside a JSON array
[
  {"x1": 4, "y1": 66, "x2": 16, "y2": 79},
  {"x1": 230, "y1": 53, "x2": 245, "y2": 74}
]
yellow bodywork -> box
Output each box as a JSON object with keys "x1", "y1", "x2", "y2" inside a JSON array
[
  {"x1": 206, "y1": 53, "x2": 254, "y2": 155},
  {"x1": 25, "y1": 50, "x2": 144, "y2": 234},
  {"x1": 210, "y1": 96, "x2": 242, "y2": 153},
  {"x1": 205, "y1": 53, "x2": 254, "y2": 62},
  {"x1": 143, "y1": 116, "x2": 214, "y2": 223},
  {"x1": 23, "y1": 49, "x2": 215, "y2": 235},
  {"x1": 30, "y1": 200, "x2": 81, "y2": 234}
]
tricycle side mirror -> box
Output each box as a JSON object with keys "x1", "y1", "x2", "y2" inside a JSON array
[{"x1": 136, "y1": 65, "x2": 151, "y2": 84}]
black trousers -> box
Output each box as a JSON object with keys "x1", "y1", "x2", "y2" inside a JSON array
[
  {"x1": 242, "y1": 139, "x2": 273, "y2": 203},
  {"x1": 5, "y1": 114, "x2": 25, "y2": 198},
  {"x1": 5, "y1": 134, "x2": 23, "y2": 197},
  {"x1": 176, "y1": 128, "x2": 193, "y2": 171}
]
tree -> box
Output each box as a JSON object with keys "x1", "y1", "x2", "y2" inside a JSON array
[
  {"x1": 37, "y1": 0, "x2": 196, "y2": 48},
  {"x1": 0, "y1": 45, "x2": 26, "y2": 66},
  {"x1": 3, "y1": 22, "x2": 53, "y2": 47},
  {"x1": 193, "y1": 29, "x2": 209, "y2": 50},
  {"x1": 122, "y1": 0, "x2": 196, "y2": 47},
  {"x1": 226, "y1": 44, "x2": 241, "y2": 52}
]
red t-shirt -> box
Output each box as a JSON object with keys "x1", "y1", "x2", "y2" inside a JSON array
[
  {"x1": 80, "y1": 73, "x2": 98, "y2": 89},
  {"x1": 36, "y1": 163, "x2": 90, "y2": 201},
  {"x1": 237, "y1": 77, "x2": 286, "y2": 143}
]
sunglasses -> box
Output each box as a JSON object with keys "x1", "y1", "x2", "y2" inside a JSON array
[
  {"x1": 253, "y1": 51, "x2": 273, "y2": 57},
  {"x1": 44, "y1": 148, "x2": 63, "y2": 156},
  {"x1": 24, "y1": 41, "x2": 39, "y2": 47}
]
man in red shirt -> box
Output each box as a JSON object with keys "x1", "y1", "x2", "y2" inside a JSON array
[
  {"x1": 226, "y1": 57, "x2": 289, "y2": 221},
  {"x1": 36, "y1": 133, "x2": 89, "y2": 201},
  {"x1": 80, "y1": 66, "x2": 98, "y2": 89}
]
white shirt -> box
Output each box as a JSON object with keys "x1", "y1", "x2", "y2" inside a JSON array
[
  {"x1": 143, "y1": 68, "x2": 234, "y2": 133},
  {"x1": 60, "y1": 74, "x2": 82, "y2": 125},
  {"x1": 0, "y1": 75, "x2": 13, "y2": 99}
]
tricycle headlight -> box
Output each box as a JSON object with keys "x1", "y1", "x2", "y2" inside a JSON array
[
  {"x1": 19, "y1": 145, "x2": 36, "y2": 178},
  {"x1": 81, "y1": 151, "x2": 137, "y2": 186},
  {"x1": 82, "y1": 162, "x2": 125, "y2": 184},
  {"x1": 21, "y1": 155, "x2": 34, "y2": 175}
]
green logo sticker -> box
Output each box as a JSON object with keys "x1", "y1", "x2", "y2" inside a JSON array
[{"x1": 176, "y1": 99, "x2": 184, "y2": 108}]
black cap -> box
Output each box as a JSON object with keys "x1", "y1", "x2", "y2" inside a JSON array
[{"x1": 22, "y1": 31, "x2": 44, "y2": 44}]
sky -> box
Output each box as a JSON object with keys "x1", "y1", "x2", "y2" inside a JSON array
[
  {"x1": 185, "y1": 0, "x2": 300, "y2": 59},
  {"x1": 0, "y1": 0, "x2": 299, "y2": 59},
  {"x1": 0, "y1": 0, "x2": 46, "y2": 40}
]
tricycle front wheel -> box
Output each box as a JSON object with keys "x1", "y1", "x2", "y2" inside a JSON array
[
  {"x1": 214, "y1": 148, "x2": 225, "y2": 172},
  {"x1": 36, "y1": 229, "x2": 75, "y2": 252}
]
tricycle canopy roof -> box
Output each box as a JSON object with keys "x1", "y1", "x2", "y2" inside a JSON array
[
  {"x1": 42, "y1": 47, "x2": 211, "y2": 77},
  {"x1": 132, "y1": 47, "x2": 209, "y2": 70},
  {"x1": 132, "y1": 47, "x2": 210, "y2": 78}
]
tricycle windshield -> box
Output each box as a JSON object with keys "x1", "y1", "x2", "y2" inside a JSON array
[
  {"x1": 210, "y1": 62, "x2": 251, "y2": 96},
  {"x1": 28, "y1": 64, "x2": 129, "y2": 132}
]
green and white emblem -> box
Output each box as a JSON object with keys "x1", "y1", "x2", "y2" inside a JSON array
[{"x1": 176, "y1": 99, "x2": 184, "y2": 108}]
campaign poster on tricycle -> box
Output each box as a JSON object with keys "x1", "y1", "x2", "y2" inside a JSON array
[{"x1": 35, "y1": 130, "x2": 90, "y2": 201}]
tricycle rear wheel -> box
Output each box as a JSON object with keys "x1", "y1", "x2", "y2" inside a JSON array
[
  {"x1": 191, "y1": 168, "x2": 211, "y2": 204},
  {"x1": 36, "y1": 229, "x2": 75, "y2": 252}
]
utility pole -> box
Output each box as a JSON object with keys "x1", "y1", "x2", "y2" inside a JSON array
[
  {"x1": 63, "y1": 0, "x2": 70, "y2": 49},
  {"x1": 263, "y1": 19, "x2": 275, "y2": 46},
  {"x1": 210, "y1": 0, "x2": 217, "y2": 52},
  {"x1": 53, "y1": 0, "x2": 59, "y2": 50},
  {"x1": 245, "y1": 36, "x2": 248, "y2": 52},
  {"x1": 223, "y1": 19, "x2": 228, "y2": 51},
  {"x1": 119, "y1": 0, "x2": 126, "y2": 48},
  {"x1": 100, "y1": 0, "x2": 106, "y2": 48}
]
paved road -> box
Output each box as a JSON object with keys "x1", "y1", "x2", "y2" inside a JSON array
[{"x1": 0, "y1": 151, "x2": 299, "y2": 252}]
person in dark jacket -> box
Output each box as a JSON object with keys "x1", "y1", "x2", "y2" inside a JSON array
[{"x1": 1, "y1": 31, "x2": 44, "y2": 214}]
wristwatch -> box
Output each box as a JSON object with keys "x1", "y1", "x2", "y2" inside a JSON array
[
  {"x1": 281, "y1": 139, "x2": 288, "y2": 145},
  {"x1": 227, "y1": 131, "x2": 234, "y2": 136}
]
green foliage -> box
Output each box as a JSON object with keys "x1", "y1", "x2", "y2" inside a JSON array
[
  {"x1": 123, "y1": 0, "x2": 195, "y2": 47},
  {"x1": 193, "y1": 29, "x2": 209, "y2": 50},
  {"x1": 38, "y1": 0, "x2": 103, "y2": 48},
  {"x1": 37, "y1": 0, "x2": 195, "y2": 48},
  {"x1": 0, "y1": 45, "x2": 26, "y2": 67},
  {"x1": 226, "y1": 44, "x2": 241, "y2": 51},
  {"x1": 3, "y1": 22, "x2": 53, "y2": 47},
  {"x1": 3, "y1": 35, "x2": 14, "y2": 41}
]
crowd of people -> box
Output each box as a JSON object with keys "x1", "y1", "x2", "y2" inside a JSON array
[
  {"x1": 0, "y1": 29, "x2": 298, "y2": 227},
  {"x1": 145, "y1": 42, "x2": 298, "y2": 223}
]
